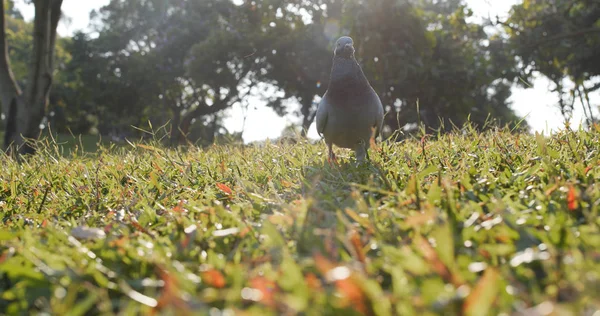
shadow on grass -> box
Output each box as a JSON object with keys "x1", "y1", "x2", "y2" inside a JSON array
[{"x1": 296, "y1": 152, "x2": 392, "y2": 258}]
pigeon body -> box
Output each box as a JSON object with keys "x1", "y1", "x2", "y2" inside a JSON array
[{"x1": 316, "y1": 36, "x2": 384, "y2": 162}]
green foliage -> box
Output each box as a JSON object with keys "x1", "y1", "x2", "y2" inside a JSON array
[
  {"x1": 81, "y1": 0, "x2": 259, "y2": 144},
  {"x1": 2, "y1": 0, "x2": 22, "y2": 20},
  {"x1": 225, "y1": 0, "x2": 528, "y2": 136},
  {"x1": 238, "y1": 0, "x2": 332, "y2": 131},
  {"x1": 346, "y1": 0, "x2": 525, "y2": 135},
  {"x1": 4, "y1": 13, "x2": 32, "y2": 82},
  {"x1": 0, "y1": 127, "x2": 599, "y2": 314}
]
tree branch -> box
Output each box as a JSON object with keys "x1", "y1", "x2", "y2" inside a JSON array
[
  {"x1": 48, "y1": 0, "x2": 64, "y2": 72},
  {"x1": 585, "y1": 81, "x2": 600, "y2": 93},
  {"x1": 581, "y1": 82, "x2": 596, "y2": 124},
  {"x1": 527, "y1": 28, "x2": 600, "y2": 49},
  {"x1": 174, "y1": 65, "x2": 255, "y2": 143}
]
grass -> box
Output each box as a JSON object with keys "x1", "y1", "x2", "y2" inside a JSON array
[
  {"x1": 0, "y1": 131, "x2": 113, "y2": 154},
  {"x1": 0, "y1": 126, "x2": 599, "y2": 315}
]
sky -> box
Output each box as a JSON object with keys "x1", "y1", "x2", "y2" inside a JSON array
[{"x1": 15, "y1": 0, "x2": 598, "y2": 142}]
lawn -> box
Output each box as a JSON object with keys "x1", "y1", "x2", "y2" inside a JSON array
[
  {"x1": 0, "y1": 127, "x2": 599, "y2": 315},
  {"x1": 0, "y1": 132, "x2": 114, "y2": 154}
]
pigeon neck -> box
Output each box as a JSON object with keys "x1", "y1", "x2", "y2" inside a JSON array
[{"x1": 328, "y1": 56, "x2": 370, "y2": 96}]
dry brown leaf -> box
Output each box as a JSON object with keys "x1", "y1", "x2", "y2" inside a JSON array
[
  {"x1": 202, "y1": 269, "x2": 226, "y2": 288},
  {"x1": 216, "y1": 183, "x2": 233, "y2": 195},
  {"x1": 463, "y1": 268, "x2": 500, "y2": 316},
  {"x1": 567, "y1": 185, "x2": 578, "y2": 211},
  {"x1": 415, "y1": 235, "x2": 464, "y2": 287},
  {"x1": 249, "y1": 276, "x2": 277, "y2": 307}
]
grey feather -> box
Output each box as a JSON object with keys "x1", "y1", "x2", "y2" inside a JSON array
[
  {"x1": 316, "y1": 97, "x2": 328, "y2": 138},
  {"x1": 316, "y1": 36, "x2": 384, "y2": 162}
]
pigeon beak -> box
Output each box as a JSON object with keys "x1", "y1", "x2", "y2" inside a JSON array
[{"x1": 334, "y1": 42, "x2": 355, "y2": 57}]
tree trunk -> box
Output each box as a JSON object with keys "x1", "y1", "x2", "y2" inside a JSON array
[
  {"x1": 177, "y1": 98, "x2": 234, "y2": 145},
  {"x1": 0, "y1": 1, "x2": 22, "y2": 148},
  {"x1": 178, "y1": 112, "x2": 195, "y2": 145},
  {"x1": 0, "y1": 0, "x2": 63, "y2": 154}
]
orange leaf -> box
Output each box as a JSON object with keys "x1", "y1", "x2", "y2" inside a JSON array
[
  {"x1": 180, "y1": 234, "x2": 192, "y2": 249},
  {"x1": 349, "y1": 230, "x2": 366, "y2": 268},
  {"x1": 153, "y1": 268, "x2": 190, "y2": 316},
  {"x1": 313, "y1": 253, "x2": 368, "y2": 314},
  {"x1": 130, "y1": 220, "x2": 152, "y2": 236},
  {"x1": 463, "y1": 268, "x2": 500, "y2": 316},
  {"x1": 249, "y1": 277, "x2": 277, "y2": 307},
  {"x1": 305, "y1": 273, "x2": 322, "y2": 291},
  {"x1": 400, "y1": 198, "x2": 416, "y2": 207},
  {"x1": 479, "y1": 249, "x2": 491, "y2": 259},
  {"x1": 239, "y1": 226, "x2": 251, "y2": 237},
  {"x1": 280, "y1": 180, "x2": 293, "y2": 188},
  {"x1": 172, "y1": 200, "x2": 185, "y2": 213},
  {"x1": 415, "y1": 236, "x2": 464, "y2": 287},
  {"x1": 495, "y1": 234, "x2": 510, "y2": 243},
  {"x1": 584, "y1": 166, "x2": 592, "y2": 175},
  {"x1": 313, "y1": 253, "x2": 336, "y2": 275},
  {"x1": 335, "y1": 278, "x2": 368, "y2": 314},
  {"x1": 544, "y1": 183, "x2": 559, "y2": 196},
  {"x1": 216, "y1": 183, "x2": 233, "y2": 195},
  {"x1": 103, "y1": 223, "x2": 115, "y2": 234},
  {"x1": 567, "y1": 185, "x2": 578, "y2": 211},
  {"x1": 202, "y1": 269, "x2": 226, "y2": 288},
  {"x1": 109, "y1": 236, "x2": 128, "y2": 248},
  {"x1": 152, "y1": 161, "x2": 163, "y2": 173}
]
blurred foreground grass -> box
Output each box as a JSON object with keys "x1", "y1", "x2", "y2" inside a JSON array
[{"x1": 0, "y1": 127, "x2": 599, "y2": 315}]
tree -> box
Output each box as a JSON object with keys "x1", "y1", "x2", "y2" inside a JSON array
[
  {"x1": 0, "y1": 0, "x2": 64, "y2": 154},
  {"x1": 236, "y1": 0, "x2": 332, "y2": 136},
  {"x1": 242, "y1": 0, "x2": 526, "y2": 138},
  {"x1": 504, "y1": 0, "x2": 600, "y2": 126},
  {"x1": 344, "y1": 0, "x2": 525, "y2": 136},
  {"x1": 87, "y1": 0, "x2": 260, "y2": 145}
]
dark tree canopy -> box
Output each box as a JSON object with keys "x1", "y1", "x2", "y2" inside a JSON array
[
  {"x1": 505, "y1": 0, "x2": 600, "y2": 125},
  {"x1": 344, "y1": 0, "x2": 524, "y2": 135}
]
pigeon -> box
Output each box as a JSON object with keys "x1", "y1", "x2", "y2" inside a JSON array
[{"x1": 316, "y1": 36, "x2": 384, "y2": 163}]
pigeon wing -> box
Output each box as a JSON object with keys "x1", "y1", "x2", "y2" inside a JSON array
[{"x1": 316, "y1": 95, "x2": 329, "y2": 138}]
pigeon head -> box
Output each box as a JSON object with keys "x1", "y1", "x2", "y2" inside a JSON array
[{"x1": 334, "y1": 36, "x2": 355, "y2": 59}]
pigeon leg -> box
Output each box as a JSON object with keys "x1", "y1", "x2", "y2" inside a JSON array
[
  {"x1": 327, "y1": 143, "x2": 337, "y2": 165},
  {"x1": 355, "y1": 142, "x2": 367, "y2": 162}
]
